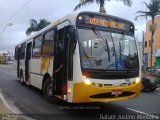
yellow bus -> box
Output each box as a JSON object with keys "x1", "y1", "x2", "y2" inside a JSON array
[{"x1": 14, "y1": 11, "x2": 141, "y2": 103}]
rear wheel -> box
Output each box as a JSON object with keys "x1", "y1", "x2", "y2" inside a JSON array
[{"x1": 43, "y1": 78, "x2": 59, "y2": 103}]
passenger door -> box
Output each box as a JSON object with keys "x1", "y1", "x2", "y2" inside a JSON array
[
  {"x1": 16, "y1": 47, "x2": 20, "y2": 77},
  {"x1": 53, "y1": 26, "x2": 76, "y2": 96},
  {"x1": 25, "y1": 42, "x2": 32, "y2": 81},
  {"x1": 53, "y1": 28, "x2": 66, "y2": 95}
]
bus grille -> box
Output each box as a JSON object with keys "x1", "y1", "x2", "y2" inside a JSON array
[{"x1": 90, "y1": 92, "x2": 134, "y2": 98}]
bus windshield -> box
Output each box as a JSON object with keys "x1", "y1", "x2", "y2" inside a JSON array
[{"x1": 78, "y1": 28, "x2": 139, "y2": 70}]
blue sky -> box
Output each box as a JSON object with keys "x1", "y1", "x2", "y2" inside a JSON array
[{"x1": 0, "y1": 0, "x2": 150, "y2": 50}]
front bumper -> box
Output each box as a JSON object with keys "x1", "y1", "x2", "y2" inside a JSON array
[{"x1": 72, "y1": 81, "x2": 141, "y2": 103}]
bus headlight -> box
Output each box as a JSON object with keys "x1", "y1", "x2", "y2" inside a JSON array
[
  {"x1": 83, "y1": 76, "x2": 91, "y2": 85},
  {"x1": 135, "y1": 77, "x2": 140, "y2": 83},
  {"x1": 84, "y1": 79, "x2": 91, "y2": 85}
]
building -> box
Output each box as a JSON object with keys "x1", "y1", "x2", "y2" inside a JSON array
[
  {"x1": 0, "y1": 50, "x2": 14, "y2": 64},
  {"x1": 144, "y1": 16, "x2": 160, "y2": 67}
]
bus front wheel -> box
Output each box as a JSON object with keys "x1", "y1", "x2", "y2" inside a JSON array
[{"x1": 43, "y1": 78, "x2": 59, "y2": 103}]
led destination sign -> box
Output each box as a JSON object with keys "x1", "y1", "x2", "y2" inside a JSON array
[
  {"x1": 77, "y1": 13, "x2": 134, "y2": 34},
  {"x1": 89, "y1": 18, "x2": 125, "y2": 30}
]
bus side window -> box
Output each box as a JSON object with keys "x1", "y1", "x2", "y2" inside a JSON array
[
  {"x1": 20, "y1": 43, "x2": 26, "y2": 59},
  {"x1": 32, "y1": 35, "x2": 42, "y2": 58},
  {"x1": 42, "y1": 30, "x2": 54, "y2": 57},
  {"x1": 15, "y1": 47, "x2": 18, "y2": 60}
]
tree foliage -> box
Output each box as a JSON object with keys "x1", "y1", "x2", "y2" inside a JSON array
[
  {"x1": 135, "y1": 0, "x2": 160, "y2": 21},
  {"x1": 74, "y1": 0, "x2": 133, "y2": 13},
  {"x1": 26, "y1": 19, "x2": 51, "y2": 36}
]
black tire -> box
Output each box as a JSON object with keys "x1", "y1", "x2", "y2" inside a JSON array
[
  {"x1": 43, "y1": 78, "x2": 59, "y2": 103},
  {"x1": 20, "y1": 71, "x2": 25, "y2": 85}
]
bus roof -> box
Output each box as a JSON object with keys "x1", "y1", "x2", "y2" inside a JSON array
[{"x1": 15, "y1": 11, "x2": 134, "y2": 47}]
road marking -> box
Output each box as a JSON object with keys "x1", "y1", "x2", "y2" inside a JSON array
[
  {"x1": 0, "y1": 69, "x2": 16, "y2": 77},
  {"x1": 0, "y1": 89, "x2": 21, "y2": 114},
  {"x1": 154, "y1": 92, "x2": 160, "y2": 95},
  {"x1": 0, "y1": 90, "x2": 35, "y2": 120},
  {"x1": 127, "y1": 108, "x2": 159, "y2": 119},
  {"x1": 0, "y1": 90, "x2": 12, "y2": 109}
]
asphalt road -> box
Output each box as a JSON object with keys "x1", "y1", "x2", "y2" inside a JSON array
[{"x1": 0, "y1": 64, "x2": 160, "y2": 120}]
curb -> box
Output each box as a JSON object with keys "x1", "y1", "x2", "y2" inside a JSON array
[{"x1": 0, "y1": 90, "x2": 35, "y2": 120}]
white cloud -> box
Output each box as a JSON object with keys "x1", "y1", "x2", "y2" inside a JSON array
[{"x1": 0, "y1": 0, "x2": 151, "y2": 50}]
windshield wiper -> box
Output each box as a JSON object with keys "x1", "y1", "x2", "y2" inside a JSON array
[
  {"x1": 92, "y1": 27, "x2": 110, "y2": 62},
  {"x1": 79, "y1": 42, "x2": 92, "y2": 68},
  {"x1": 119, "y1": 41, "x2": 122, "y2": 62}
]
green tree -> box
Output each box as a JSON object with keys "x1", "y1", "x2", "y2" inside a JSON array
[
  {"x1": 74, "y1": 0, "x2": 133, "y2": 13},
  {"x1": 26, "y1": 19, "x2": 51, "y2": 36},
  {"x1": 135, "y1": 0, "x2": 160, "y2": 67}
]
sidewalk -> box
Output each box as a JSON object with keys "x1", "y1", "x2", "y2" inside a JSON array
[
  {"x1": 0, "y1": 98, "x2": 12, "y2": 114},
  {"x1": 0, "y1": 93, "x2": 33, "y2": 120},
  {"x1": 0, "y1": 97, "x2": 18, "y2": 120}
]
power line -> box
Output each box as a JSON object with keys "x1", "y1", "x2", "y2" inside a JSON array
[{"x1": 0, "y1": 0, "x2": 32, "y2": 30}]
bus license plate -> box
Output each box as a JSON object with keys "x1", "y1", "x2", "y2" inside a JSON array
[{"x1": 111, "y1": 90, "x2": 122, "y2": 95}]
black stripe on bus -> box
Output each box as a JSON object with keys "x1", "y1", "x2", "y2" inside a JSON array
[
  {"x1": 30, "y1": 72, "x2": 44, "y2": 76},
  {"x1": 16, "y1": 70, "x2": 48, "y2": 77}
]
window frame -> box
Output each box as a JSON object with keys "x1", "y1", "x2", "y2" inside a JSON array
[
  {"x1": 41, "y1": 29, "x2": 55, "y2": 58},
  {"x1": 145, "y1": 41, "x2": 147, "y2": 47},
  {"x1": 15, "y1": 47, "x2": 19, "y2": 60},
  {"x1": 32, "y1": 34, "x2": 43, "y2": 58},
  {"x1": 20, "y1": 43, "x2": 26, "y2": 60}
]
